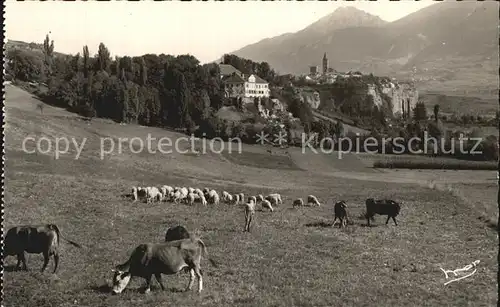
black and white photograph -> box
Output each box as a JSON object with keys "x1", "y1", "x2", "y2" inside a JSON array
[{"x1": 3, "y1": 0, "x2": 499, "y2": 306}]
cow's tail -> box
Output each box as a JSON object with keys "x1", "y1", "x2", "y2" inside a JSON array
[
  {"x1": 197, "y1": 239, "x2": 218, "y2": 268},
  {"x1": 48, "y1": 224, "x2": 82, "y2": 248}
]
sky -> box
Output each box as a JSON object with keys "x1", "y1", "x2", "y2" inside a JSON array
[{"x1": 6, "y1": 0, "x2": 436, "y2": 64}]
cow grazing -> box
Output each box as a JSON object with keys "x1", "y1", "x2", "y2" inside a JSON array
[
  {"x1": 244, "y1": 200, "x2": 256, "y2": 232},
  {"x1": 365, "y1": 198, "x2": 401, "y2": 226},
  {"x1": 333, "y1": 201, "x2": 349, "y2": 228},
  {"x1": 165, "y1": 225, "x2": 191, "y2": 242},
  {"x1": 111, "y1": 238, "x2": 217, "y2": 294},
  {"x1": 4, "y1": 224, "x2": 82, "y2": 273}
]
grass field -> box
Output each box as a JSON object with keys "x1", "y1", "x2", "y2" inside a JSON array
[{"x1": 4, "y1": 84, "x2": 498, "y2": 307}]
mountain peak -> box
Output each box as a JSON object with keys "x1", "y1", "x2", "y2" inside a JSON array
[{"x1": 307, "y1": 6, "x2": 387, "y2": 33}]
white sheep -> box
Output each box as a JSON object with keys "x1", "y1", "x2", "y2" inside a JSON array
[
  {"x1": 171, "y1": 190, "x2": 182, "y2": 203},
  {"x1": 186, "y1": 192, "x2": 199, "y2": 206},
  {"x1": 292, "y1": 198, "x2": 304, "y2": 208},
  {"x1": 265, "y1": 194, "x2": 280, "y2": 206},
  {"x1": 207, "y1": 190, "x2": 220, "y2": 205},
  {"x1": 268, "y1": 193, "x2": 282, "y2": 205},
  {"x1": 222, "y1": 191, "x2": 231, "y2": 202},
  {"x1": 146, "y1": 187, "x2": 162, "y2": 203},
  {"x1": 188, "y1": 187, "x2": 195, "y2": 194},
  {"x1": 233, "y1": 194, "x2": 240, "y2": 205},
  {"x1": 200, "y1": 194, "x2": 208, "y2": 206},
  {"x1": 307, "y1": 195, "x2": 321, "y2": 206},
  {"x1": 261, "y1": 199, "x2": 274, "y2": 212},
  {"x1": 161, "y1": 185, "x2": 174, "y2": 199}
]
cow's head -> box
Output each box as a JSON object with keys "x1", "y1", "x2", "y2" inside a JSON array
[{"x1": 111, "y1": 266, "x2": 131, "y2": 294}]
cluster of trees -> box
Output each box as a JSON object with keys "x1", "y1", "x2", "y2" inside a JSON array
[
  {"x1": 221, "y1": 54, "x2": 277, "y2": 84},
  {"x1": 5, "y1": 36, "x2": 317, "y2": 146}
]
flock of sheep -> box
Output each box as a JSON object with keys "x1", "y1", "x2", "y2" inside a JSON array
[
  {"x1": 130, "y1": 185, "x2": 334, "y2": 231},
  {"x1": 129, "y1": 184, "x2": 402, "y2": 230}
]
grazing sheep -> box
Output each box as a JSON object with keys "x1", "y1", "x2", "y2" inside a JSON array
[
  {"x1": 194, "y1": 188, "x2": 203, "y2": 197},
  {"x1": 365, "y1": 198, "x2": 401, "y2": 226},
  {"x1": 188, "y1": 187, "x2": 195, "y2": 194},
  {"x1": 267, "y1": 193, "x2": 282, "y2": 205},
  {"x1": 292, "y1": 198, "x2": 304, "y2": 208},
  {"x1": 147, "y1": 187, "x2": 162, "y2": 203},
  {"x1": 207, "y1": 190, "x2": 220, "y2": 205},
  {"x1": 261, "y1": 199, "x2": 274, "y2": 212},
  {"x1": 180, "y1": 187, "x2": 189, "y2": 198},
  {"x1": 256, "y1": 194, "x2": 264, "y2": 203},
  {"x1": 186, "y1": 193, "x2": 198, "y2": 206},
  {"x1": 233, "y1": 194, "x2": 241, "y2": 205},
  {"x1": 239, "y1": 193, "x2": 245, "y2": 204},
  {"x1": 265, "y1": 195, "x2": 280, "y2": 206},
  {"x1": 222, "y1": 191, "x2": 233, "y2": 203},
  {"x1": 333, "y1": 201, "x2": 349, "y2": 228},
  {"x1": 171, "y1": 191, "x2": 182, "y2": 203},
  {"x1": 199, "y1": 194, "x2": 208, "y2": 206},
  {"x1": 244, "y1": 200, "x2": 256, "y2": 232},
  {"x1": 307, "y1": 195, "x2": 321, "y2": 206},
  {"x1": 132, "y1": 187, "x2": 138, "y2": 201},
  {"x1": 160, "y1": 186, "x2": 172, "y2": 200}
]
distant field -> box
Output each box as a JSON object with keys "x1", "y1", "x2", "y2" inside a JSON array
[
  {"x1": 419, "y1": 92, "x2": 498, "y2": 116},
  {"x1": 4, "y1": 85, "x2": 498, "y2": 307}
]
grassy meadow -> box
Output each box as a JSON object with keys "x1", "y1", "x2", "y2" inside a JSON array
[{"x1": 3, "y1": 84, "x2": 498, "y2": 307}]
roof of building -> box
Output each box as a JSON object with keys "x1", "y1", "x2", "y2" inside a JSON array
[
  {"x1": 219, "y1": 64, "x2": 242, "y2": 76},
  {"x1": 248, "y1": 74, "x2": 268, "y2": 84},
  {"x1": 222, "y1": 73, "x2": 246, "y2": 84}
]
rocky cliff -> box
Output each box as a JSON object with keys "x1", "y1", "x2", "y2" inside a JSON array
[{"x1": 367, "y1": 82, "x2": 418, "y2": 117}]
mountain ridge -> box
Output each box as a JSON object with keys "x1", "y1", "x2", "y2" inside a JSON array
[{"x1": 226, "y1": 2, "x2": 499, "y2": 95}]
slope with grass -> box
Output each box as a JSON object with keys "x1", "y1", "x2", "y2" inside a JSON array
[{"x1": 4, "y1": 85, "x2": 497, "y2": 307}]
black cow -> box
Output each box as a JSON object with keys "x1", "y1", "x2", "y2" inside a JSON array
[
  {"x1": 4, "y1": 224, "x2": 82, "y2": 273},
  {"x1": 365, "y1": 198, "x2": 401, "y2": 226},
  {"x1": 165, "y1": 225, "x2": 191, "y2": 242}
]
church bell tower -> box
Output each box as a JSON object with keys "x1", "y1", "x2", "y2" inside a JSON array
[{"x1": 322, "y1": 52, "x2": 328, "y2": 74}]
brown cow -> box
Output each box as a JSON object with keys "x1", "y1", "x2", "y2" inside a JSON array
[
  {"x1": 111, "y1": 238, "x2": 217, "y2": 295},
  {"x1": 4, "y1": 224, "x2": 81, "y2": 273}
]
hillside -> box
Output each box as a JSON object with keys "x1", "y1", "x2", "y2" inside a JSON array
[{"x1": 229, "y1": 2, "x2": 499, "y2": 96}]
